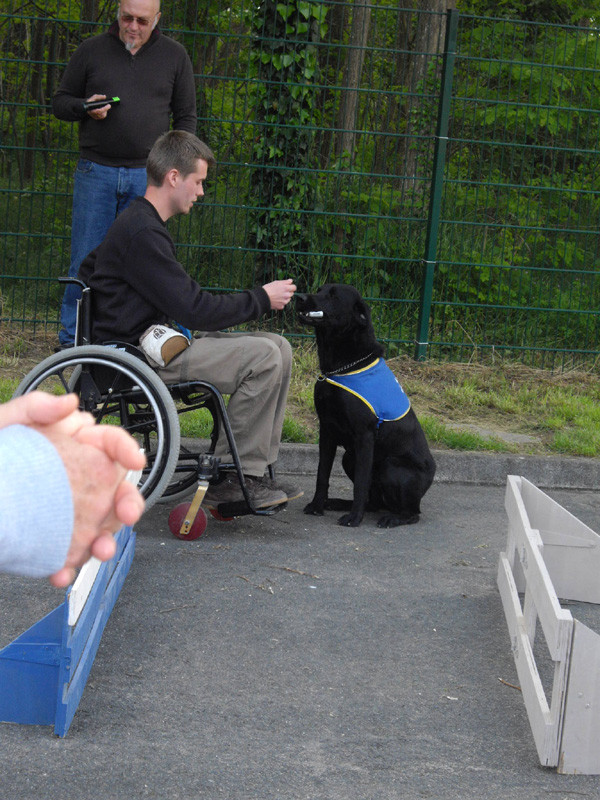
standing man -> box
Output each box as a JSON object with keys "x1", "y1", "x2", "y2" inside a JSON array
[
  {"x1": 79, "y1": 131, "x2": 302, "y2": 511},
  {"x1": 53, "y1": 0, "x2": 197, "y2": 347}
]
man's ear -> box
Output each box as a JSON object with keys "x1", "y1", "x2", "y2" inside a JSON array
[{"x1": 165, "y1": 168, "x2": 179, "y2": 188}]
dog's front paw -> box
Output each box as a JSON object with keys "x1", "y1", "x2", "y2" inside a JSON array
[
  {"x1": 338, "y1": 512, "x2": 363, "y2": 527},
  {"x1": 304, "y1": 501, "x2": 325, "y2": 516}
]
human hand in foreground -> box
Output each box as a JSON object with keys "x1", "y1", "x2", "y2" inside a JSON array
[
  {"x1": 262, "y1": 278, "x2": 297, "y2": 310},
  {"x1": 0, "y1": 393, "x2": 146, "y2": 587}
]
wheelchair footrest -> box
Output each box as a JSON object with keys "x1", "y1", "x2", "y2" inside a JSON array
[{"x1": 209, "y1": 500, "x2": 287, "y2": 519}]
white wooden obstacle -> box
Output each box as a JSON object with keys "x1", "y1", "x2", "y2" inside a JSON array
[
  {"x1": 0, "y1": 524, "x2": 135, "y2": 737},
  {"x1": 498, "y1": 475, "x2": 600, "y2": 774}
]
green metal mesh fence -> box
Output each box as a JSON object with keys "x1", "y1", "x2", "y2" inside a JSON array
[
  {"x1": 1, "y1": 1, "x2": 599, "y2": 369},
  {"x1": 432, "y1": 12, "x2": 600, "y2": 367}
]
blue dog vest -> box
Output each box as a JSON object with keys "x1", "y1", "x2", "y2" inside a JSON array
[{"x1": 323, "y1": 358, "x2": 410, "y2": 427}]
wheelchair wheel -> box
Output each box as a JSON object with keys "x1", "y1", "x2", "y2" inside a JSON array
[
  {"x1": 13, "y1": 345, "x2": 180, "y2": 509},
  {"x1": 168, "y1": 503, "x2": 208, "y2": 540},
  {"x1": 156, "y1": 441, "x2": 202, "y2": 503}
]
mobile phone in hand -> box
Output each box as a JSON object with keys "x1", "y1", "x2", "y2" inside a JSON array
[{"x1": 83, "y1": 96, "x2": 120, "y2": 111}]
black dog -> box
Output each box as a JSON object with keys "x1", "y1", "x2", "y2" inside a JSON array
[{"x1": 296, "y1": 284, "x2": 436, "y2": 528}]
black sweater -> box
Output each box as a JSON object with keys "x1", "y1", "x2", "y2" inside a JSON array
[
  {"x1": 78, "y1": 197, "x2": 271, "y2": 344},
  {"x1": 52, "y1": 24, "x2": 196, "y2": 167}
]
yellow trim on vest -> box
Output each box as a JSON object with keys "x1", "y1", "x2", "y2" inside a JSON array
[
  {"x1": 325, "y1": 379, "x2": 378, "y2": 417},
  {"x1": 343, "y1": 358, "x2": 381, "y2": 375}
]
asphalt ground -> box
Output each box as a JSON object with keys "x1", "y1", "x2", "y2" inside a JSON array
[{"x1": 0, "y1": 450, "x2": 599, "y2": 800}]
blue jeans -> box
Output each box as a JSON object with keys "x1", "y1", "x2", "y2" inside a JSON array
[{"x1": 59, "y1": 159, "x2": 147, "y2": 344}]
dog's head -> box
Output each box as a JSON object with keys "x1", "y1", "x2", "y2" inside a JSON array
[
  {"x1": 296, "y1": 284, "x2": 383, "y2": 371},
  {"x1": 296, "y1": 284, "x2": 372, "y2": 332}
]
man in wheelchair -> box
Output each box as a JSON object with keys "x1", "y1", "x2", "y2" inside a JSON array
[{"x1": 77, "y1": 130, "x2": 302, "y2": 511}]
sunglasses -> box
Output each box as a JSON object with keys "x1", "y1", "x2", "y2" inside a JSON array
[{"x1": 119, "y1": 12, "x2": 158, "y2": 26}]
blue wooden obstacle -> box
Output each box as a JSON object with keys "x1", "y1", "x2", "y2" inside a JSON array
[{"x1": 0, "y1": 524, "x2": 135, "y2": 737}]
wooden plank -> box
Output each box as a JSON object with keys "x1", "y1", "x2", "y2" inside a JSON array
[
  {"x1": 517, "y1": 525, "x2": 572, "y2": 661},
  {"x1": 498, "y1": 476, "x2": 600, "y2": 773},
  {"x1": 519, "y1": 478, "x2": 600, "y2": 604},
  {"x1": 64, "y1": 530, "x2": 130, "y2": 674},
  {"x1": 68, "y1": 464, "x2": 141, "y2": 627},
  {"x1": 54, "y1": 528, "x2": 135, "y2": 737},
  {"x1": 0, "y1": 606, "x2": 63, "y2": 727},
  {"x1": 505, "y1": 486, "x2": 572, "y2": 662},
  {"x1": 504, "y1": 476, "x2": 540, "y2": 593},
  {"x1": 559, "y1": 620, "x2": 600, "y2": 774},
  {"x1": 523, "y1": 587, "x2": 538, "y2": 646},
  {"x1": 68, "y1": 557, "x2": 102, "y2": 626},
  {"x1": 0, "y1": 525, "x2": 135, "y2": 736},
  {"x1": 503, "y1": 480, "x2": 574, "y2": 764},
  {"x1": 498, "y1": 553, "x2": 561, "y2": 765}
]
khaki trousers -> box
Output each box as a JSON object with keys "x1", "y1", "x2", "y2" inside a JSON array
[{"x1": 158, "y1": 330, "x2": 292, "y2": 477}]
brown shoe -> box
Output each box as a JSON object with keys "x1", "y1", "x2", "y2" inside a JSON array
[
  {"x1": 204, "y1": 474, "x2": 287, "y2": 510},
  {"x1": 258, "y1": 476, "x2": 304, "y2": 502}
]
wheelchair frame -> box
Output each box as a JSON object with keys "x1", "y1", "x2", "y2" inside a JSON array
[{"x1": 14, "y1": 278, "x2": 282, "y2": 536}]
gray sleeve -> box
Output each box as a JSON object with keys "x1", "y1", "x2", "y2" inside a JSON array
[{"x1": 0, "y1": 425, "x2": 74, "y2": 578}]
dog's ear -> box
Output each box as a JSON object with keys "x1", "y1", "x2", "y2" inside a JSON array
[{"x1": 354, "y1": 299, "x2": 370, "y2": 327}]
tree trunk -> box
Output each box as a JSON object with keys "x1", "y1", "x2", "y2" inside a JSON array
[
  {"x1": 401, "y1": 0, "x2": 453, "y2": 196},
  {"x1": 24, "y1": 18, "x2": 46, "y2": 180},
  {"x1": 185, "y1": 3, "x2": 213, "y2": 142},
  {"x1": 316, "y1": 0, "x2": 349, "y2": 167},
  {"x1": 372, "y1": 7, "x2": 412, "y2": 173},
  {"x1": 335, "y1": 0, "x2": 372, "y2": 163},
  {"x1": 80, "y1": 0, "x2": 99, "y2": 37}
]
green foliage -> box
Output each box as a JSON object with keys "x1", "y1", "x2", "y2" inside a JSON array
[
  {"x1": 178, "y1": 407, "x2": 216, "y2": 439},
  {"x1": 281, "y1": 414, "x2": 313, "y2": 443},
  {"x1": 0, "y1": 377, "x2": 18, "y2": 404},
  {"x1": 308, "y1": 176, "x2": 424, "y2": 297},
  {"x1": 247, "y1": 0, "x2": 327, "y2": 286},
  {"x1": 456, "y1": 0, "x2": 600, "y2": 24},
  {"x1": 2, "y1": 2, "x2": 600, "y2": 366},
  {"x1": 428, "y1": 14, "x2": 600, "y2": 361}
]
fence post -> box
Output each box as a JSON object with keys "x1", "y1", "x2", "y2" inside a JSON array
[{"x1": 414, "y1": 8, "x2": 459, "y2": 361}]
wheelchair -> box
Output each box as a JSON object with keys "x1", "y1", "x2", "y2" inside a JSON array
[{"x1": 13, "y1": 278, "x2": 285, "y2": 539}]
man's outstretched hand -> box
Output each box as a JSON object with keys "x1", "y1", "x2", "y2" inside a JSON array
[{"x1": 262, "y1": 278, "x2": 297, "y2": 310}]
